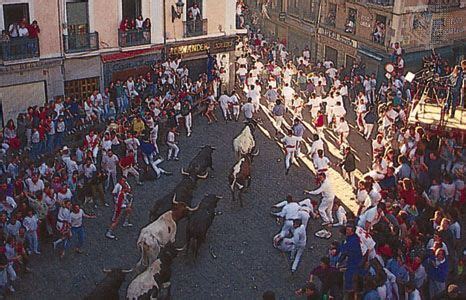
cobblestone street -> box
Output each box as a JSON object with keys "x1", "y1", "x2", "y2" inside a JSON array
[{"x1": 14, "y1": 97, "x2": 372, "y2": 299}]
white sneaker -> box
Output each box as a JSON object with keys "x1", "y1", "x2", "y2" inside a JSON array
[
  {"x1": 105, "y1": 231, "x2": 116, "y2": 239},
  {"x1": 123, "y1": 222, "x2": 133, "y2": 227}
]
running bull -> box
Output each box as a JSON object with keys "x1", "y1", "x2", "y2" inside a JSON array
[
  {"x1": 180, "y1": 145, "x2": 215, "y2": 178},
  {"x1": 185, "y1": 194, "x2": 222, "y2": 259},
  {"x1": 126, "y1": 243, "x2": 182, "y2": 300},
  {"x1": 233, "y1": 120, "x2": 260, "y2": 159},
  {"x1": 228, "y1": 153, "x2": 253, "y2": 207},
  {"x1": 84, "y1": 268, "x2": 133, "y2": 300},
  {"x1": 149, "y1": 175, "x2": 197, "y2": 222},
  {"x1": 137, "y1": 195, "x2": 199, "y2": 268}
]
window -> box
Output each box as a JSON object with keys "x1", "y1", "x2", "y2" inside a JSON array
[
  {"x1": 304, "y1": 0, "x2": 318, "y2": 21},
  {"x1": 66, "y1": 0, "x2": 89, "y2": 34},
  {"x1": 373, "y1": 14, "x2": 386, "y2": 44},
  {"x1": 325, "y1": 46, "x2": 338, "y2": 65},
  {"x1": 324, "y1": 3, "x2": 337, "y2": 27},
  {"x1": 345, "y1": 55, "x2": 354, "y2": 69},
  {"x1": 122, "y1": 0, "x2": 142, "y2": 20},
  {"x1": 431, "y1": 18, "x2": 445, "y2": 44},
  {"x1": 3, "y1": 3, "x2": 30, "y2": 30},
  {"x1": 345, "y1": 8, "x2": 357, "y2": 34},
  {"x1": 64, "y1": 77, "x2": 100, "y2": 101}
]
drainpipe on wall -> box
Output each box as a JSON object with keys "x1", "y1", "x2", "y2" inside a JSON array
[
  {"x1": 314, "y1": 0, "x2": 322, "y2": 63},
  {"x1": 163, "y1": 0, "x2": 167, "y2": 60}
]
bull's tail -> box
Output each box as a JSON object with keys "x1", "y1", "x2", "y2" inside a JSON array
[{"x1": 136, "y1": 241, "x2": 149, "y2": 268}]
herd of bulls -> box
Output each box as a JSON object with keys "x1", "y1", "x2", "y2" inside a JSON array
[{"x1": 84, "y1": 121, "x2": 260, "y2": 300}]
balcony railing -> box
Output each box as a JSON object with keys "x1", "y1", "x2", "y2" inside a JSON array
[
  {"x1": 118, "y1": 28, "x2": 151, "y2": 47},
  {"x1": 63, "y1": 32, "x2": 99, "y2": 53},
  {"x1": 183, "y1": 19, "x2": 208, "y2": 38},
  {"x1": 367, "y1": 0, "x2": 394, "y2": 6},
  {"x1": 0, "y1": 37, "x2": 39, "y2": 61}
]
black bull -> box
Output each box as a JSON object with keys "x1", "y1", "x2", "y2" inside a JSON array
[
  {"x1": 185, "y1": 194, "x2": 222, "y2": 259},
  {"x1": 181, "y1": 145, "x2": 215, "y2": 178},
  {"x1": 83, "y1": 268, "x2": 132, "y2": 300},
  {"x1": 149, "y1": 176, "x2": 197, "y2": 222}
]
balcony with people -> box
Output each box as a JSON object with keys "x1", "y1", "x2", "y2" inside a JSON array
[
  {"x1": 118, "y1": 16, "x2": 151, "y2": 47},
  {"x1": 183, "y1": 3, "x2": 207, "y2": 38},
  {"x1": 0, "y1": 20, "x2": 40, "y2": 62}
]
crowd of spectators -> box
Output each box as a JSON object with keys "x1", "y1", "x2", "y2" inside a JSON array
[
  {"x1": 0, "y1": 48, "x2": 229, "y2": 295},
  {"x1": 240, "y1": 19, "x2": 464, "y2": 299}
]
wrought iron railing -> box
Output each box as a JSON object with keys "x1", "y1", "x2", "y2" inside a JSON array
[
  {"x1": 118, "y1": 28, "x2": 151, "y2": 47},
  {"x1": 63, "y1": 32, "x2": 99, "y2": 53},
  {"x1": 183, "y1": 19, "x2": 208, "y2": 38},
  {"x1": 0, "y1": 37, "x2": 39, "y2": 61}
]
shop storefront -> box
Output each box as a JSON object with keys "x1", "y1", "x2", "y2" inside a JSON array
[
  {"x1": 167, "y1": 36, "x2": 237, "y2": 90},
  {"x1": 101, "y1": 46, "x2": 163, "y2": 86},
  {"x1": 317, "y1": 27, "x2": 358, "y2": 67}
]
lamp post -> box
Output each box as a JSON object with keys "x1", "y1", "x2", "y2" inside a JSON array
[{"x1": 172, "y1": 0, "x2": 185, "y2": 22}]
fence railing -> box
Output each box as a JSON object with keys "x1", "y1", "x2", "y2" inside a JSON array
[
  {"x1": 63, "y1": 32, "x2": 99, "y2": 53},
  {"x1": 118, "y1": 28, "x2": 151, "y2": 47},
  {"x1": 183, "y1": 19, "x2": 208, "y2": 38},
  {"x1": 0, "y1": 37, "x2": 39, "y2": 61}
]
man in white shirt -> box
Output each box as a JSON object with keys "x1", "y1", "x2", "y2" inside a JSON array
[
  {"x1": 218, "y1": 91, "x2": 231, "y2": 121},
  {"x1": 275, "y1": 219, "x2": 307, "y2": 273},
  {"x1": 313, "y1": 149, "x2": 331, "y2": 175},
  {"x1": 166, "y1": 127, "x2": 179, "y2": 160},
  {"x1": 241, "y1": 98, "x2": 255, "y2": 121},
  {"x1": 357, "y1": 202, "x2": 387, "y2": 232},
  {"x1": 229, "y1": 91, "x2": 241, "y2": 121},
  {"x1": 305, "y1": 172, "x2": 335, "y2": 225},
  {"x1": 26, "y1": 174, "x2": 45, "y2": 195},
  {"x1": 335, "y1": 117, "x2": 350, "y2": 146},
  {"x1": 246, "y1": 85, "x2": 261, "y2": 112},
  {"x1": 101, "y1": 149, "x2": 119, "y2": 190},
  {"x1": 281, "y1": 130, "x2": 299, "y2": 175},
  {"x1": 282, "y1": 83, "x2": 295, "y2": 109},
  {"x1": 272, "y1": 195, "x2": 300, "y2": 240}
]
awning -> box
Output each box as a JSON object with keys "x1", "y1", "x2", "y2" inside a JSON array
[{"x1": 358, "y1": 47, "x2": 385, "y2": 62}]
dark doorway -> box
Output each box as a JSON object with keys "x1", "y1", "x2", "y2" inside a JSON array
[
  {"x1": 183, "y1": 57, "x2": 208, "y2": 81},
  {"x1": 122, "y1": 0, "x2": 142, "y2": 20},
  {"x1": 325, "y1": 46, "x2": 338, "y2": 65},
  {"x1": 3, "y1": 3, "x2": 30, "y2": 29}
]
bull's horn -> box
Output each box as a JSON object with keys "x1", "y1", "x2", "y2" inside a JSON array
[
  {"x1": 102, "y1": 268, "x2": 111, "y2": 273},
  {"x1": 211, "y1": 146, "x2": 217, "y2": 150},
  {"x1": 181, "y1": 168, "x2": 190, "y2": 175},
  {"x1": 197, "y1": 172, "x2": 208, "y2": 179},
  {"x1": 187, "y1": 203, "x2": 200, "y2": 212},
  {"x1": 172, "y1": 194, "x2": 179, "y2": 205},
  {"x1": 253, "y1": 148, "x2": 260, "y2": 156},
  {"x1": 121, "y1": 268, "x2": 133, "y2": 273},
  {"x1": 216, "y1": 195, "x2": 223, "y2": 199},
  {"x1": 175, "y1": 244, "x2": 187, "y2": 252},
  {"x1": 205, "y1": 193, "x2": 209, "y2": 196}
]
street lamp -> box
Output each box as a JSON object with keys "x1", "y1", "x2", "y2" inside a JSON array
[{"x1": 172, "y1": 0, "x2": 185, "y2": 22}]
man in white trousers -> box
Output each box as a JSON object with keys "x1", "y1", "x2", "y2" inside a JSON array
[
  {"x1": 275, "y1": 219, "x2": 307, "y2": 273},
  {"x1": 218, "y1": 91, "x2": 231, "y2": 121},
  {"x1": 304, "y1": 172, "x2": 335, "y2": 226},
  {"x1": 166, "y1": 127, "x2": 179, "y2": 161},
  {"x1": 281, "y1": 129, "x2": 299, "y2": 175},
  {"x1": 272, "y1": 195, "x2": 299, "y2": 243}
]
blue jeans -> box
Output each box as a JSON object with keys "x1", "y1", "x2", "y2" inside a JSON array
[
  {"x1": 71, "y1": 226, "x2": 84, "y2": 249},
  {"x1": 47, "y1": 134, "x2": 55, "y2": 152},
  {"x1": 55, "y1": 132, "x2": 64, "y2": 149},
  {"x1": 26, "y1": 230, "x2": 39, "y2": 253},
  {"x1": 30, "y1": 142, "x2": 40, "y2": 159}
]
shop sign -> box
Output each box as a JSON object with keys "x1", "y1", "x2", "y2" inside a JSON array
[
  {"x1": 0, "y1": 59, "x2": 61, "y2": 73},
  {"x1": 101, "y1": 46, "x2": 163, "y2": 63},
  {"x1": 318, "y1": 27, "x2": 358, "y2": 48},
  {"x1": 359, "y1": 15, "x2": 373, "y2": 28},
  {"x1": 169, "y1": 39, "x2": 235, "y2": 56}
]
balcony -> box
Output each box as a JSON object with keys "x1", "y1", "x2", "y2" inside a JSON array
[
  {"x1": 183, "y1": 19, "x2": 208, "y2": 38},
  {"x1": 0, "y1": 37, "x2": 39, "y2": 61},
  {"x1": 367, "y1": 0, "x2": 394, "y2": 6},
  {"x1": 63, "y1": 32, "x2": 99, "y2": 54},
  {"x1": 118, "y1": 29, "x2": 151, "y2": 47}
]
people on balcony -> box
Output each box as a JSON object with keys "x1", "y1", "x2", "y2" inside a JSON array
[
  {"x1": 1, "y1": 19, "x2": 40, "y2": 59},
  {"x1": 373, "y1": 21, "x2": 385, "y2": 44},
  {"x1": 118, "y1": 16, "x2": 151, "y2": 46}
]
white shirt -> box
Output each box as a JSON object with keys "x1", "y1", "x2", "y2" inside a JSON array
[
  {"x1": 275, "y1": 202, "x2": 300, "y2": 220},
  {"x1": 281, "y1": 135, "x2": 299, "y2": 151},
  {"x1": 314, "y1": 156, "x2": 330, "y2": 171},
  {"x1": 246, "y1": 89, "x2": 260, "y2": 103},
  {"x1": 26, "y1": 178, "x2": 45, "y2": 194},
  {"x1": 218, "y1": 95, "x2": 230, "y2": 108},
  {"x1": 242, "y1": 103, "x2": 254, "y2": 119},
  {"x1": 357, "y1": 206, "x2": 383, "y2": 228},
  {"x1": 167, "y1": 131, "x2": 176, "y2": 143},
  {"x1": 307, "y1": 178, "x2": 334, "y2": 199},
  {"x1": 292, "y1": 225, "x2": 307, "y2": 247},
  {"x1": 70, "y1": 209, "x2": 84, "y2": 228}
]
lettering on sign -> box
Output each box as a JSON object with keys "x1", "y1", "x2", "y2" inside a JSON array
[
  {"x1": 169, "y1": 39, "x2": 234, "y2": 56},
  {"x1": 360, "y1": 15, "x2": 373, "y2": 28},
  {"x1": 318, "y1": 27, "x2": 358, "y2": 48}
]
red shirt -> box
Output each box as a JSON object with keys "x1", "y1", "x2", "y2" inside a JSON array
[
  {"x1": 315, "y1": 115, "x2": 324, "y2": 127},
  {"x1": 400, "y1": 188, "x2": 416, "y2": 206},
  {"x1": 120, "y1": 156, "x2": 135, "y2": 168},
  {"x1": 27, "y1": 25, "x2": 40, "y2": 38}
]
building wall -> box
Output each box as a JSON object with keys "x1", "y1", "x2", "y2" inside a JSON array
[{"x1": 93, "y1": 0, "x2": 119, "y2": 49}]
